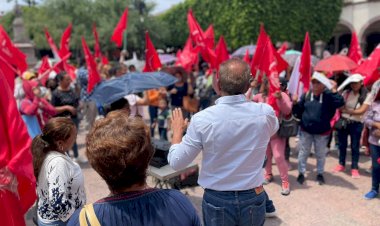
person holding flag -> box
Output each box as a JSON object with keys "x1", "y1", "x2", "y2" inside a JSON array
[{"x1": 292, "y1": 72, "x2": 345, "y2": 185}]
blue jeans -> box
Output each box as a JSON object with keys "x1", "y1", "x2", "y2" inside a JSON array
[
  {"x1": 202, "y1": 188, "x2": 265, "y2": 226},
  {"x1": 298, "y1": 130, "x2": 329, "y2": 174},
  {"x1": 338, "y1": 121, "x2": 363, "y2": 169},
  {"x1": 149, "y1": 106, "x2": 158, "y2": 135},
  {"x1": 369, "y1": 144, "x2": 380, "y2": 192}
]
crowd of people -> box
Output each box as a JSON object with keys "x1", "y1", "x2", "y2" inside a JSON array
[{"x1": 15, "y1": 52, "x2": 380, "y2": 225}]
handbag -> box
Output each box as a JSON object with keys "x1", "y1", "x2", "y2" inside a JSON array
[
  {"x1": 183, "y1": 96, "x2": 199, "y2": 113},
  {"x1": 334, "y1": 91, "x2": 360, "y2": 130},
  {"x1": 334, "y1": 117, "x2": 348, "y2": 130},
  {"x1": 277, "y1": 114, "x2": 300, "y2": 138}
]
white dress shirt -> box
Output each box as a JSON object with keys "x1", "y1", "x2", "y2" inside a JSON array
[{"x1": 168, "y1": 94, "x2": 279, "y2": 191}]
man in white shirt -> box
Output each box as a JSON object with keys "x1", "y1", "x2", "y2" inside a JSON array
[{"x1": 168, "y1": 58, "x2": 279, "y2": 226}]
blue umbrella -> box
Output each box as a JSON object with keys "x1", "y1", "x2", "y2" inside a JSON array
[
  {"x1": 89, "y1": 71, "x2": 178, "y2": 105},
  {"x1": 231, "y1": 45, "x2": 256, "y2": 57}
]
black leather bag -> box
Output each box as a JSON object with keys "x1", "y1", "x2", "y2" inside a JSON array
[
  {"x1": 278, "y1": 115, "x2": 300, "y2": 138},
  {"x1": 334, "y1": 117, "x2": 348, "y2": 130}
]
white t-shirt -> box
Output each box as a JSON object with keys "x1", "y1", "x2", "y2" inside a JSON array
[{"x1": 37, "y1": 151, "x2": 86, "y2": 223}]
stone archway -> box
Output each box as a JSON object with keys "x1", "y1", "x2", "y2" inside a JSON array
[
  {"x1": 360, "y1": 17, "x2": 380, "y2": 56},
  {"x1": 327, "y1": 21, "x2": 353, "y2": 54}
]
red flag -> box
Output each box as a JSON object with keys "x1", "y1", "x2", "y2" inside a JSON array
[
  {"x1": 82, "y1": 37, "x2": 101, "y2": 93},
  {"x1": 59, "y1": 23, "x2": 72, "y2": 58},
  {"x1": 0, "y1": 26, "x2": 27, "y2": 74},
  {"x1": 215, "y1": 35, "x2": 230, "y2": 67},
  {"x1": 187, "y1": 9, "x2": 206, "y2": 50},
  {"x1": 143, "y1": 31, "x2": 162, "y2": 72},
  {"x1": 44, "y1": 27, "x2": 60, "y2": 59},
  {"x1": 187, "y1": 10, "x2": 217, "y2": 69},
  {"x1": 260, "y1": 38, "x2": 281, "y2": 115},
  {"x1": 0, "y1": 59, "x2": 17, "y2": 91},
  {"x1": 0, "y1": 68, "x2": 36, "y2": 225},
  {"x1": 354, "y1": 44, "x2": 380, "y2": 85},
  {"x1": 63, "y1": 62, "x2": 76, "y2": 80},
  {"x1": 37, "y1": 56, "x2": 52, "y2": 86},
  {"x1": 93, "y1": 23, "x2": 102, "y2": 58},
  {"x1": 299, "y1": 32, "x2": 311, "y2": 92},
  {"x1": 243, "y1": 49, "x2": 250, "y2": 64},
  {"x1": 204, "y1": 25, "x2": 215, "y2": 49},
  {"x1": 251, "y1": 24, "x2": 269, "y2": 78},
  {"x1": 175, "y1": 37, "x2": 198, "y2": 72},
  {"x1": 348, "y1": 32, "x2": 363, "y2": 65},
  {"x1": 273, "y1": 47, "x2": 288, "y2": 73},
  {"x1": 111, "y1": 8, "x2": 128, "y2": 47},
  {"x1": 101, "y1": 56, "x2": 109, "y2": 65},
  {"x1": 277, "y1": 42, "x2": 288, "y2": 55}
]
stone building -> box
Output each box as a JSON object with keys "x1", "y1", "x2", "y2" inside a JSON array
[{"x1": 327, "y1": 0, "x2": 380, "y2": 56}]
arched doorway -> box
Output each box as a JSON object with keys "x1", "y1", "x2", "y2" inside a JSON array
[
  {"x1": 327, "y1": 22, "x2": 353, "y2": 54},
  {"x1": 361, "y1": 19, "x2": 380, "y2": 56}
]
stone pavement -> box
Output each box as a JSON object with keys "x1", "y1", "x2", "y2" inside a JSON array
[{"x1": 26, "y1": 118, "x2": 380, "y2": 226}]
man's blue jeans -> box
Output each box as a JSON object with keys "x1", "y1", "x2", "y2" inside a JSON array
[
  {"x1": 298, "y1": 130, "x2": 329, "y2": 174},
  {"x1": 202, "y1": 188, "x2": 265, "y2": 226}
]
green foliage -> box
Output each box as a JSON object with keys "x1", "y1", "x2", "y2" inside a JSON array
[
  {"x1": 160, "y1": 0, "x2": 343, "y2": 49},
  {"x1": 0, "y1": 0, "x2": 169, "y2": 56}
]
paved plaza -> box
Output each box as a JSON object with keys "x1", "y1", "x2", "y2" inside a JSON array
[{"x1": 26, "y1": 117, "x2": 380, "y2": 226}]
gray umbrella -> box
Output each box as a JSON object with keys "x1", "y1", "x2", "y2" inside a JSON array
[
  {"x1": 231, "y1": 45, "x2": 256, "y2": 57},
  {"x1": 89, "y1": 71, "x2": 178, "y2": 105}
]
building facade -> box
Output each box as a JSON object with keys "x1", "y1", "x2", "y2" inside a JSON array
[{"x1": 328, "y1": 0, "x2": 380, "y2": 56}]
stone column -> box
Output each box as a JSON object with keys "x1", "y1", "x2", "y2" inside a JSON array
[{"x1": 314, "y1": 40, "x2": 326, "y2": 58}]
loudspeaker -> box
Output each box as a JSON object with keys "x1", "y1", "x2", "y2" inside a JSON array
[{"x1": 150, "y1": 138, "x2": 171, "y2": 168}]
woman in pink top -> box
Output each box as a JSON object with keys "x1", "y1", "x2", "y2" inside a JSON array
[{"x1": 251, "y1": 80, "x2": 292, "y2": 195}]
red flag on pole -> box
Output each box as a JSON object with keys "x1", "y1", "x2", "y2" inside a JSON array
[
  {"x1": 38, "y1": 56, "x2": 51, "y2": 86},
  {"x1": 111, "y1": 8, "x2": 128, "y2": 47},
  {"x1": 82, "y1": 37, "x2": 101, "y2": 93},
  {"x1": 354, "y1": 44, "x2": 380, "y2": 85},
  {"x1": 44, "y1": 27, "x2": 61, "y2": 59},
  {"x1": 215, "y1": 35, "x2": 230, "y2": 67},
  {"x1": 175, "y1": 36, "x2": 198, "y2": 72},
  {"x1": 0, "y1": 68, "x2": 36, "y2": 226},
  {"x1": 348, "y1": 32, "x2": 363, "y2": 65},
  {"x1": 251, "y1": 24, "x2": 269, "y2": 78},
  {"x1": 0, "y1": 26, "x2": 27, "y2": 90},
  {"x1": 187, "y1": 10, "x2": 217, "y2": 69},
  {"x1": 299, "y1": 32, "x2": 311, "y2": 92},
  {"x1": 260, "y1": 38, "x2": 281, "y2": 115},
  {"x1": 143, "y1": 31, "x2": 162, "y2": 72},
  {"x1": 204, "y1": 25, "x2": 215, "y2": 49},
  {"x1": 93, "y1": 23, "x2": 102, "y2": 58},
  {"x1": 277, "y1": 42, "x2": 288, "y2": 55},
  {"x1": 243, "y1": 49, "x2": 250, "y2": 64},
  {"x1": 187, "y1": 9, "x2": 206, "y2": 50},
  {"x1": 59, "y1": 23, "x2": 72, "y2": 58}
]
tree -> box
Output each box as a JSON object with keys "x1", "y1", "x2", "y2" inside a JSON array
[
  {"x1": 0, "y1": 0, "x2": 169, "y2": 59},
  {"x1": 159, "y1": 0, "x2": 343, "y2": 49}
]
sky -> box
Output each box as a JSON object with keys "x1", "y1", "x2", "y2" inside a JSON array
[{"x1": 0, "y1": 0, "x2": 184, "y2": 15}]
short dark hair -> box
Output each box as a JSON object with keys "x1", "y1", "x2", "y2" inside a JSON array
[
  {"x1": 86, "y1": 111, "x2": 154, "y2": 193},
  {"x1": 219, "y1": 58, "x2": 251, "y2": 95}
]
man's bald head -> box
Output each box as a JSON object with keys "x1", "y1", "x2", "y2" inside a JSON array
[{"x1": 219, "y1": 58, "x2": 251, "y2": 95}]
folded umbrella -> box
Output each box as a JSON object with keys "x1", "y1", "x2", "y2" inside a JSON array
[
  {"x1": 89, "y1": 71, "x2": 177, "y2": 105},
  {"x1": 315, "y1": 55, "x2": 358, "y2": 73}
]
